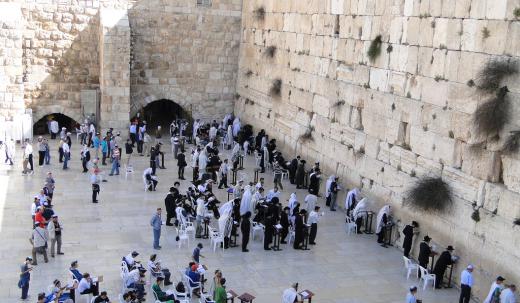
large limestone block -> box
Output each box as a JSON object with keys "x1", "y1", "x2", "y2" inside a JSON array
[
  {"x1": 461, "y1": 146, "x2": 502, "y2": 182},
  {"x1": 450, "y1": 111, "x2": 473, "y2": 142},
  {"x1": 362, "y1": 110, "x2": 386, "y2": 140},
  {"x1": 368, "y1": 67, "x2": 389, "y2": 92},
  {"x1": 503, "y1": 156, "x2": 520, "y2": 194},
  {"x1": 442, "y1": 166, "x2": 482, "y2": 202},
  {"x1": 417, "y1": 47, "x2": 434, "y2": 77},
  {"x1": 330, "y1": 0, "x2": 345, "y2": 14},
  {"x1": 420, "y1": 104, "x2": 451, "y2": 136},
  {"x1": 356, "y1": 155, "x2": 385, "y2": 184},
  {"x1": 505, "y1": 22, "x2": 520, "y2": 56},
  {"x1": 486, "y1": 0, "x2": 508, "y2": 19},
  {"x1": 482, "y1": 20, "x2": 507, "y2": 55},
  {"x1": 420, "y1": 76, "x2": 448, "y2": 108},
  {"x1": 418, "y1": 17, "x2": 433, "y2": 47},
  {"x1": 388, "y1": 16, "x2": 403, "y2": 44},
  {"x1": 409, "y1": 126, "x2": 435, "y2": 158},
  {"x1": 447, "y1": 82, "x2": 478, "y2": 115},
  {"x1": 470, "y1": 0, "x2": 487, "y2": 19},
  {"x1": 388, "y1": 71, "x2": 407, "y2": 95},
  {"x1": 402, "y1": 17, "x2": 421, "y2": 46},
  {"x1": 444, "y1": 51, "x2": 460, "y2": 81},
  {"x1": 312, "y1": 94, "x2": 331, "y2": 118}
]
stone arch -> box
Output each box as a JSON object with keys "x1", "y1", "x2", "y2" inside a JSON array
[
  {"x1": 32, "y1": 112, "x2": 80, "y2": 135},
  {"x1": 137, "y1": 99, "x2": 191, "y2": 135},
  {"x1": 31, "y1": 106, "x2": 83, "y2": 130}
]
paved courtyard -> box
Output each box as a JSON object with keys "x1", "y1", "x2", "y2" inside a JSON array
[{"x1": 0, "y1": 138, "x2": 460, "y2": 303}]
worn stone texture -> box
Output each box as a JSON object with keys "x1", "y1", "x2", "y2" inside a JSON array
[{"x1": 236, "y1": 0, "x2": 520, "y2": 300}]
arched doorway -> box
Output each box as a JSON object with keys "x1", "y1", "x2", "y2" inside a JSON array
[
  {"x1": 138, "y1": 99, "x2": 190, "y2": 135},
  {"x1": 33, "y1": 113, "x2": 79, "y2": 135}
]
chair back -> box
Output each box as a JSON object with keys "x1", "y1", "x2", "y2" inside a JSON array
[
  {"x1": 118, "y1": 294, "x2": 125, "y2": 303},
  {"x1": 91, "y1": 296, "x2": 98, "y2": 303},
  {"x1": 151, "y1": 286, "x2": 159, "y2": 300},
  {"x1": 403, "y1": 256, "x2": 411, "y2": 268},
  {"x1": 419, "y1": 266, "x2": 428, "y2": 277}
]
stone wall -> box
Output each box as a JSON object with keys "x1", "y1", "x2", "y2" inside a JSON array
[
  {"x1": 235, "y1": 0, "x2": 520, "y2": 300},
  {"x1": 128, "y1": 0, "x2": 242, "y2": 120}
]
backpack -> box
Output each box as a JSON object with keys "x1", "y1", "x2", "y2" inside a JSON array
[{"x1": 176, "y1": 281, "x2": 185, "y2": 293}]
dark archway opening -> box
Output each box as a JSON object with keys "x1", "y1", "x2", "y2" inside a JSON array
[
  {"x1": 33, "y1": 113, "x2": 79, "y2": 135},
  {"x1": 139, "y1": 99, "x2": 190, "y2": 135}
]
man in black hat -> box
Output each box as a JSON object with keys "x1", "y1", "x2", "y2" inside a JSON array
[
  {"x1": 433, "y1": 245, "x2": 456, "y2": 288},
  {"x1": 418, "y1": 235, "x2": 432, "y2": 275},
  {"x1": 402, "y1": 221, "x2": 419, "y2": 258},
  {"x1": 293, "y1": 209, "x2": 307, "y2": 249},
  {"x1": 295, "y1": 159, "x2": 306, "y2": 189},
  {"x1": 164, "y1": 187, "x2": 176, "y2": 226},
  {"x1": 288, "y1": 156, "x2": 300, "y2": 184},
  {"x1": 155, "y1": 142, "x2": 165, "y2": 169}
]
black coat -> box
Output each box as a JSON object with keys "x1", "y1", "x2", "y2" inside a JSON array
[
  {"x1": 402, "y1": 225, "x2": 414, "y2": 248},
  {"x1": 433, "y1": 251, "x2": 453, "y2": 274},
  {"x1": 294, "y1": 214, "x2": 305, "y2": 248},
  {"x1": 309, "y1": 174, "x2": 320, "y2": 193},
  {"x1": 295, "y1": 163, "x2": 305, "y2": 185},
  {"x1": 177, "y1": 153, "x2": 187, "y2": 167},
  {"x1": 241, "y1": 217, "x2": 251, "y2": 236},
  {"x1": 165, "y1": 193, "x2": 176, "y2": 213},
  {"x1": 418, "y1": 242, "x2": 432, "y2": 266}
]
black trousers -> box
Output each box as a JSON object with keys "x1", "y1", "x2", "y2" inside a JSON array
[
  {"x1": 309, "y1": 223, "x2": 317, "y2": 244},
  {"x1": 82, "y1": 159, "x2": 88, "y2": 172},
  {"x1": 434, "y1": 268, "x2": 446, "y2": 288},
  {"x1": 166, "y1": 212, "x2": 175, "y2": 225},
  {"x1": 242, "y1": 232, "x2": 249, "y2": 251},
  {"x1": 130, "y1": 133, "x2": 136, "y2": 145},
  {"x1": 459, "y1": 285, "x2": 471, "y2": 303},
  {"x1": 178, "y1": 166, "x2": 185, "y2": 178},
  {"x1": 356, "y1": 217, "x2": 363, "y2": 233},
  {"x1": 403, "y1": 238, "x2": 412, "y2": 258},
  {"x1": 51, "y1": 132, "x2": 57, "y2": 139},
  {"x1": 158, "y1": 152, "x2": 165, "y2": 167},
  {"x1": 59, "y1": 148, "x2": 63, "y2": 162},
  {"x1": 148, "y1": 179, "x2": 158, "y2": 191},
  {"x1": 150, "y1": 161, "x2": 156, "y2": 175},
  {"x1": 281, "y1": 227, "x2": 288, "y2": 242},
  {"x1": 92, "y1": 184, "x2": 100, "y2": 202},
  {"x1": 218, "y1": 175, "x2": 227, "y2": 188},
  {"x1": 38, "y1": 151, "x2": 45, "y2": 165},
  {"x1": 28, "y1": 154, "x2": 33, "y2": 170},
  {"x1": 137, "y1": 140, "x2": 143, "y2": 154}
]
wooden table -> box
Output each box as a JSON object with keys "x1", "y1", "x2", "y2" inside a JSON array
[
  {"x1": 299, "y1": 289, "x2": 315, "y2": 303},
  {"x1": 226, "y1": 289, "x2": 238, "y2": 302},
  {"x1": 238, "y1": 292, "x2": 256, "y2": 302}
]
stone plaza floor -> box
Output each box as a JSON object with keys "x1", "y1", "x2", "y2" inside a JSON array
[{"x1": 0, "y1": 137, "x2": 461, "y2": 303}]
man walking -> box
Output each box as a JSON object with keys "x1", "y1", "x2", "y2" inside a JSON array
[
  {"x1": 47, "y1": 214, "x2": 64, "y2": 258},
  {"x1": 91, "y1": 168, "x2": 100, "y2": 203},
  {"x1": 109, "y1": 145, "x2": 120, "y2": 176},
  {"x1": 308, "y1": 206, "x2": 321, "y2": 245},
  {"x1": 62, "y1": 140, "x2": 70, "y2": 170},
  {"x1": 150, "y1": 208, "x2": 162, "y2": 250},
  {"x1": 177, "y1": 151, "x2": 187, "y2": 180},
  {"x1": 218, "y1": 159, "x2": 229, "y2": 189},
  {"x1": 460, "y1": 265, "x2": 474, "y2": 303}
]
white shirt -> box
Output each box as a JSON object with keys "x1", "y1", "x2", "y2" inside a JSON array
[
  {"x1": 460, "y1": 269, "x2": 474, "y2": 287},
  {"x1": 62, "y1": 142, "x2": 70, "y2": 153},
  {"x1": 266, "y1": 189, "x2": 280, "y2": 201},
  {"x1": 50, "y1": 121, "x2": 59, "y2": 133},
  {"x1": 125, "y1": 254, "x2": 135, "y2": 267},
  {"x1": 500, "y1": 288, "x2": 517, "y2": 303},
  {"x1": 484, "y1": 282, "x2": 504, "y2": 303},
  {"x1": 308, "y1": 210, "x2": 320, "y2": 224},
  {"x1": 129, "y1": 125, "x2": 137, "y2": 134},
  {"x1": 78, "y1": 278, "x2": 92, "y2": 293},
  {"x1": 196, "y1": 198, "x2": 206, "y2": 216},
  {"x1": 24, "y1": 144, "x2": 33, "y2": 155},
  {"x1": 304, "y1": 194, "x2": 317, "y2": 211},
  {"x1": 89, "y1": 124, "x2": 95, "y2": 134}
]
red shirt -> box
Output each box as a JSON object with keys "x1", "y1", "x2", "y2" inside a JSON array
[{"x1": 34, "y1": 212, "x2": 46, "y2": 227}]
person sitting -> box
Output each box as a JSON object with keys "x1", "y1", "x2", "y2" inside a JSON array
[
  {"x1": 124, "y1": 251, "x2": 140, "y2": 270},
  {"x1": 143, "y1": 167, "x2": 158, "y2": 191},
  {"x1": 187, "y1": 264, "x2": 201, "y2": 296},
  {"x1": 151, "y1": 276, "x2": 177, "y2": 302},
  {"x1": 126, "y1": 267, "x2": 146, "y2": 299},
  {"x1": 148, "y1": 254, "x2": 172, "y2": 286},
  {"x1": 45, "y1": 279, "x2": 74, "y2": 303},
  {"x1": 78, "y1": 273, "x2": 99, "y2": 296},
  {"x1": 93, "y1": 291, "x2": 110, "y2": 303}
]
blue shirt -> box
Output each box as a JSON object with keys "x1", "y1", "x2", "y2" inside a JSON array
[
  {"x1": 461, "y1": 269, "x2": 474, "y2": 287},
  {"x1": 150, "y1": 213, "x2": 161, "y2": 230},
  {"x1": 70, "y1": 268, "x2": 82, "y2": 281},
  {"x1": 406, "y1": 293, "x2": 416, "y2": 303},
  {"x1": 187, "y1": 270, "x2": 200, "y2": 286},
  {"x1": 193, "y1": 247, "x2": 200, "y2": 263}
]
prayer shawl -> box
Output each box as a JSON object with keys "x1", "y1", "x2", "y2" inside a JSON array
[
  {"x1": 304, "y1": 194, "x2": 317, "y2": 212},
  {"x1": 325, "y1": 175, "x2": 335, "y2": 197},
  {"x1": 240, "y1": 185, "x2": 253, "y2": 216},
  {"x1": 193, "y1": 121, "x2": 200, "y2": 137},
  {"x1": 282, "y1": 288, "x2": 297, "y2": 303},
  {"x1": 262, "y1": 146, "x2": 269, "y2": 164},
  {"x1": 176, "y1": 206, "x2": 187, "y2": 226},
  {"x1": 226, "y1": 126, "x2": 233, "y2": 145},
  {"x1": 231, "y1": 143, "x2": 240, "y2": 162},
  {"x1": 232, "y1": 117, "x2": 241, "y2": 137},
  {"x1": 484, "y1": 282, "x2": 503, "y2": 303},
  {"x1": 209, "y1": 126, "x2": 217, "y2": 141},
  {"x1": 500, "y1": 288, "x2": 516, "y2": 303},
  {"x1": 288, "y1": 193, "x2": 298, "y2": 215},
  {"x1": 376, "y1": 205, "x2": 390, "y2": 234},
  {"x1": 198, "y1": 150, "x2": 208, "y2": 172},
  {"x1": 352, "y1": 198, "x2": 368, "y2": 220},
  {"x1": 218, "y1": 200, "x2": 234, "y2": 237},
  {"x1": 192, "y1": 149, "x2": 199, "y2": 168},
  {"x1": 345, "y1": 188, "x2": 360, "y2": 210}
]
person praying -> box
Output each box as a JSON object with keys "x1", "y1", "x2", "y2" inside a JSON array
[
  {"x1": 433, "y1": 245, "x2": 455, "y2": 289},
  {"x1": 500, "y1": 284, "x2": 516, "y2": 303},
  {"x1": 402, "y1": 221, "x2": 419, "y2": 258},
  {"x1": 295, "y1": 159, "x2": 306, "y2": 189},
  {"x1": 308, "y1": 206, "x2": 321, "y2": 245},
  {"x1": 352, "y1": 197, "x2": 368, "y2": 234},
  {"x1": 418, "y1": 235, "x2": 432, "y2": 272},
  {"x1": 240, "y1": 185, "x2": 253, "y2": 216},
  {"x1": 484, "y1": 276, "x2": 506, "y2": 303},
  {"x1": 345, "y1": 188, "x2": 360, "y2": 216},
  {"x1": 293, "y1": 209, "x2": 307, "y2": 250},
  {"x1": 304, "y1": 190, "x2": 317, "y2": 212},
  {"x1": 375, "y1": 205, "x2": 391, "y2": 243}
]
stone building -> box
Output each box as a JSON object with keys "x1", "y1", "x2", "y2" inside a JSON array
[{"x1": 1, "y1": 0, "x2": 520, "y2": 301}]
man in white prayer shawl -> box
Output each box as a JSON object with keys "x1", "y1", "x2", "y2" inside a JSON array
[
  {"x1": 288, "y1": 193, "x2": 298, "y2": 216},
  {"x1": 282, "y1": 283, "x2": 301, "y2": 303},
  {"x1": 176, "y1": 204, "x2": 188, "y2": 226},
  {"x1": 484, "y1": 276, "x2": 506, "y2": 303},
  {"x1": 218, "y1": 199, "x2": 234, "y2": 249},
  {"x1": 304, "y1": 192, "x2": 317, "y2": 212},
  {"x1": 232, "y1": 117, "x2": 241, "y2": 137},
  {"x1": 209, "y1": 125, "x2": 217, "y2": 141},
  {"x1": 240, "y1": 185, "x2": 253, "y2": 216},
  {"x1": 226, "y1": 125, "x2": 233, "y2": 149},
  {"x1": 352, "y1": 197, "x2": 368, "y2": 233},
  {"x1": 376, "y1": 205, "x2": 391, "y2": 243},
  {"x1": 325, "y1": 175, "x2": 334, "y2": 200},
  {"x1": 345, "y1": 188, "x2": 361, "y2": 216},
  {"x1": 193, "y1": 119, "x2": 200, "y2": 138},
  {"x1": 198, "y1": 149, "x2": 208, "y2": 175}
]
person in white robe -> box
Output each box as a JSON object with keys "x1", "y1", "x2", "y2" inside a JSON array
[
  {"x1": 325, "y1": 175, "x2": 334, "y2": 199},
  {"x1": 192, "y1": 119, "x2": 200, "y2": 138},
  {"x1": 198, "y1": 150, "x2": 208, "y2": 176},
  {"x1": 218, "y1": 200, "x2": 234, "y2": 248},
  {"x1": 304, "y1": 193, "x2": 317, "y2": 212},
  {"x1": 376, "y1": 205, "x2": 391, "y2": 243},
  {"x1": 209, "y1": 126, "x2": 217, "y2": 141},
  {"x1": 225, "y1": 125, "x2": 233, "y2": 148},
  {"x1": 345, "y1": 188, "x2": 361, "y2": 215},
  {"x1": 176, "y1": 205, "x2": 187, "y2": 226},
  {"x1": 282, "y1": 283, "x2": 299, "y2": 303},
  {"x1": 352, "y1": 197, "x2": 368, "y2": 233},
  {"x1": 484, "y1": 277, "x2": 506, "y2": 303},
  {"x1": 288, "y1": 193, "x2": 298, "y2": 216},
  {"x1": 240, "y1": 185, "x2": 253, "y2": 216},
  {"x1": 232, "y1": 117, "x2": 241, "y2": 137}
]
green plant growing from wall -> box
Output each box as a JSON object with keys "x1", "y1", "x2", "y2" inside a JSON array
[
  {"x1": 481, "y1": 27, "x2": 491, "y2": 39},
  {"x1": 471, "y1": 208, "x2": 481, "y2": 222},
  {"x1": 269, "y1": 78, "x2": 282, "y2": 97},
  {"x1": 405, "y1": 177, "x2": 453, "y2": 213},
  {"x1": 476, "y1": 59, "x2": 518, "y2": 93},
  {"x1": 253, "y1": 7, "x2": 265, "y2": 20},
  {"x1": 245, "y1": 69, "x2": 253, "y2": 77},
  {"x1": 367, "y1": 35, "x2": 383, "y2": 62},
  {"x1": 473, "y1": 86, "x2": 509, "y2": 137},
  {"x1": 298, "y1": 126, "x2": 315, "y2": 143},
  {"x1": 502, "y1": 131, "x2": 520, "y2": 154},
  {"x1": 514, "y1": 8, "x2": 520, "y2": 19},
  {"x1": 265, "y1": 45, "x2": 277, "y2": 58}
]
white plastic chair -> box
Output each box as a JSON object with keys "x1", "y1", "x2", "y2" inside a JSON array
[
  {"x1": 184, "y1": 274, "x2": 202, "y2": 299},
  {"x1": 254, "y1": 152, "x2": 262, "y2": 167},
  {"x1": 183, "y1": 222, "x2": 196, "y2": 239},
  {"x1": 403, "y1": 256, "x2": 419, "y2": 280},
  {"x1": 90, "y1": 296, "x2": 98, "y2": 303},
  {"x1": 177, "y1": 228, "x2": 190, "y2": 248},
  {"x1": 174, "y1": 288, "x2": 190, "y2": 303},
  {"x1": 419, "y1": 266, "x2": 436, "y2": 290},
  {"x1": 76, "y1": 290, "x2": 91, "y2": 303},
  {"x1": 143, "y1": 175, "x2": 150, "y2": 192},
  {"x1": 281, "y1": 169, "x2": 289, "y2": 179},
  {"x1": 345, "y1": 216, "x2": 357, "y2": 235},
  {"x1": 251, "y1": 221, "x2": 265, "y2": 241},
  {"x1": 287, "y1": 228, "x2": 295, "y2": 245},
  {"x1": 211, "y1": 230, "x2": 224, "y2": 252},
  {"x1": 199, "y1": 291, "x2": 215, "y2": 303}
]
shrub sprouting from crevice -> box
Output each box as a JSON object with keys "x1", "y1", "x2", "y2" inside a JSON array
[
  {"x1": 298, "y1": 126, "x2": 315, "y2": 143},
  {"x1": 514, "y1": 217, "x2": 520, "y2": 226},
  {"x1": 332, "y1": 100, "x2": 346, "y2": 108},
  {"x1": 471, "y1": 209, "x2": 481, "y2": 222},
  {"x1": 502, "y1": 131, "x2": 520, "y2": 154},
  {"x1": 265, "y1": 45, "x2": 276, "y2": 58},
  {"x1": 253, "y1": 7, "x2": 265, "y2": 20},
  {"x1": 473, "y1": 86, "x2": 509, "y2": 137},
  {"x1": 405, "y1": 177, "x2": 453, "y2": 213},
  {"x1": 245, "y1": 69, "x2": 253, "y2": 77},
  {"x1": 269, "y1": 78, "x2": 282, "y2": 97},
  {"x1": 476, "y1": 59, "x2": 518, "y2": 93},
  {"x1": 367, "y1": 35, "x2": 383, "y2": 62}
]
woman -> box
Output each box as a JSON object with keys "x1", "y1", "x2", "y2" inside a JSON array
[{"x1": 208, "y1": 269, "x2": 222, "y2": 299}]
